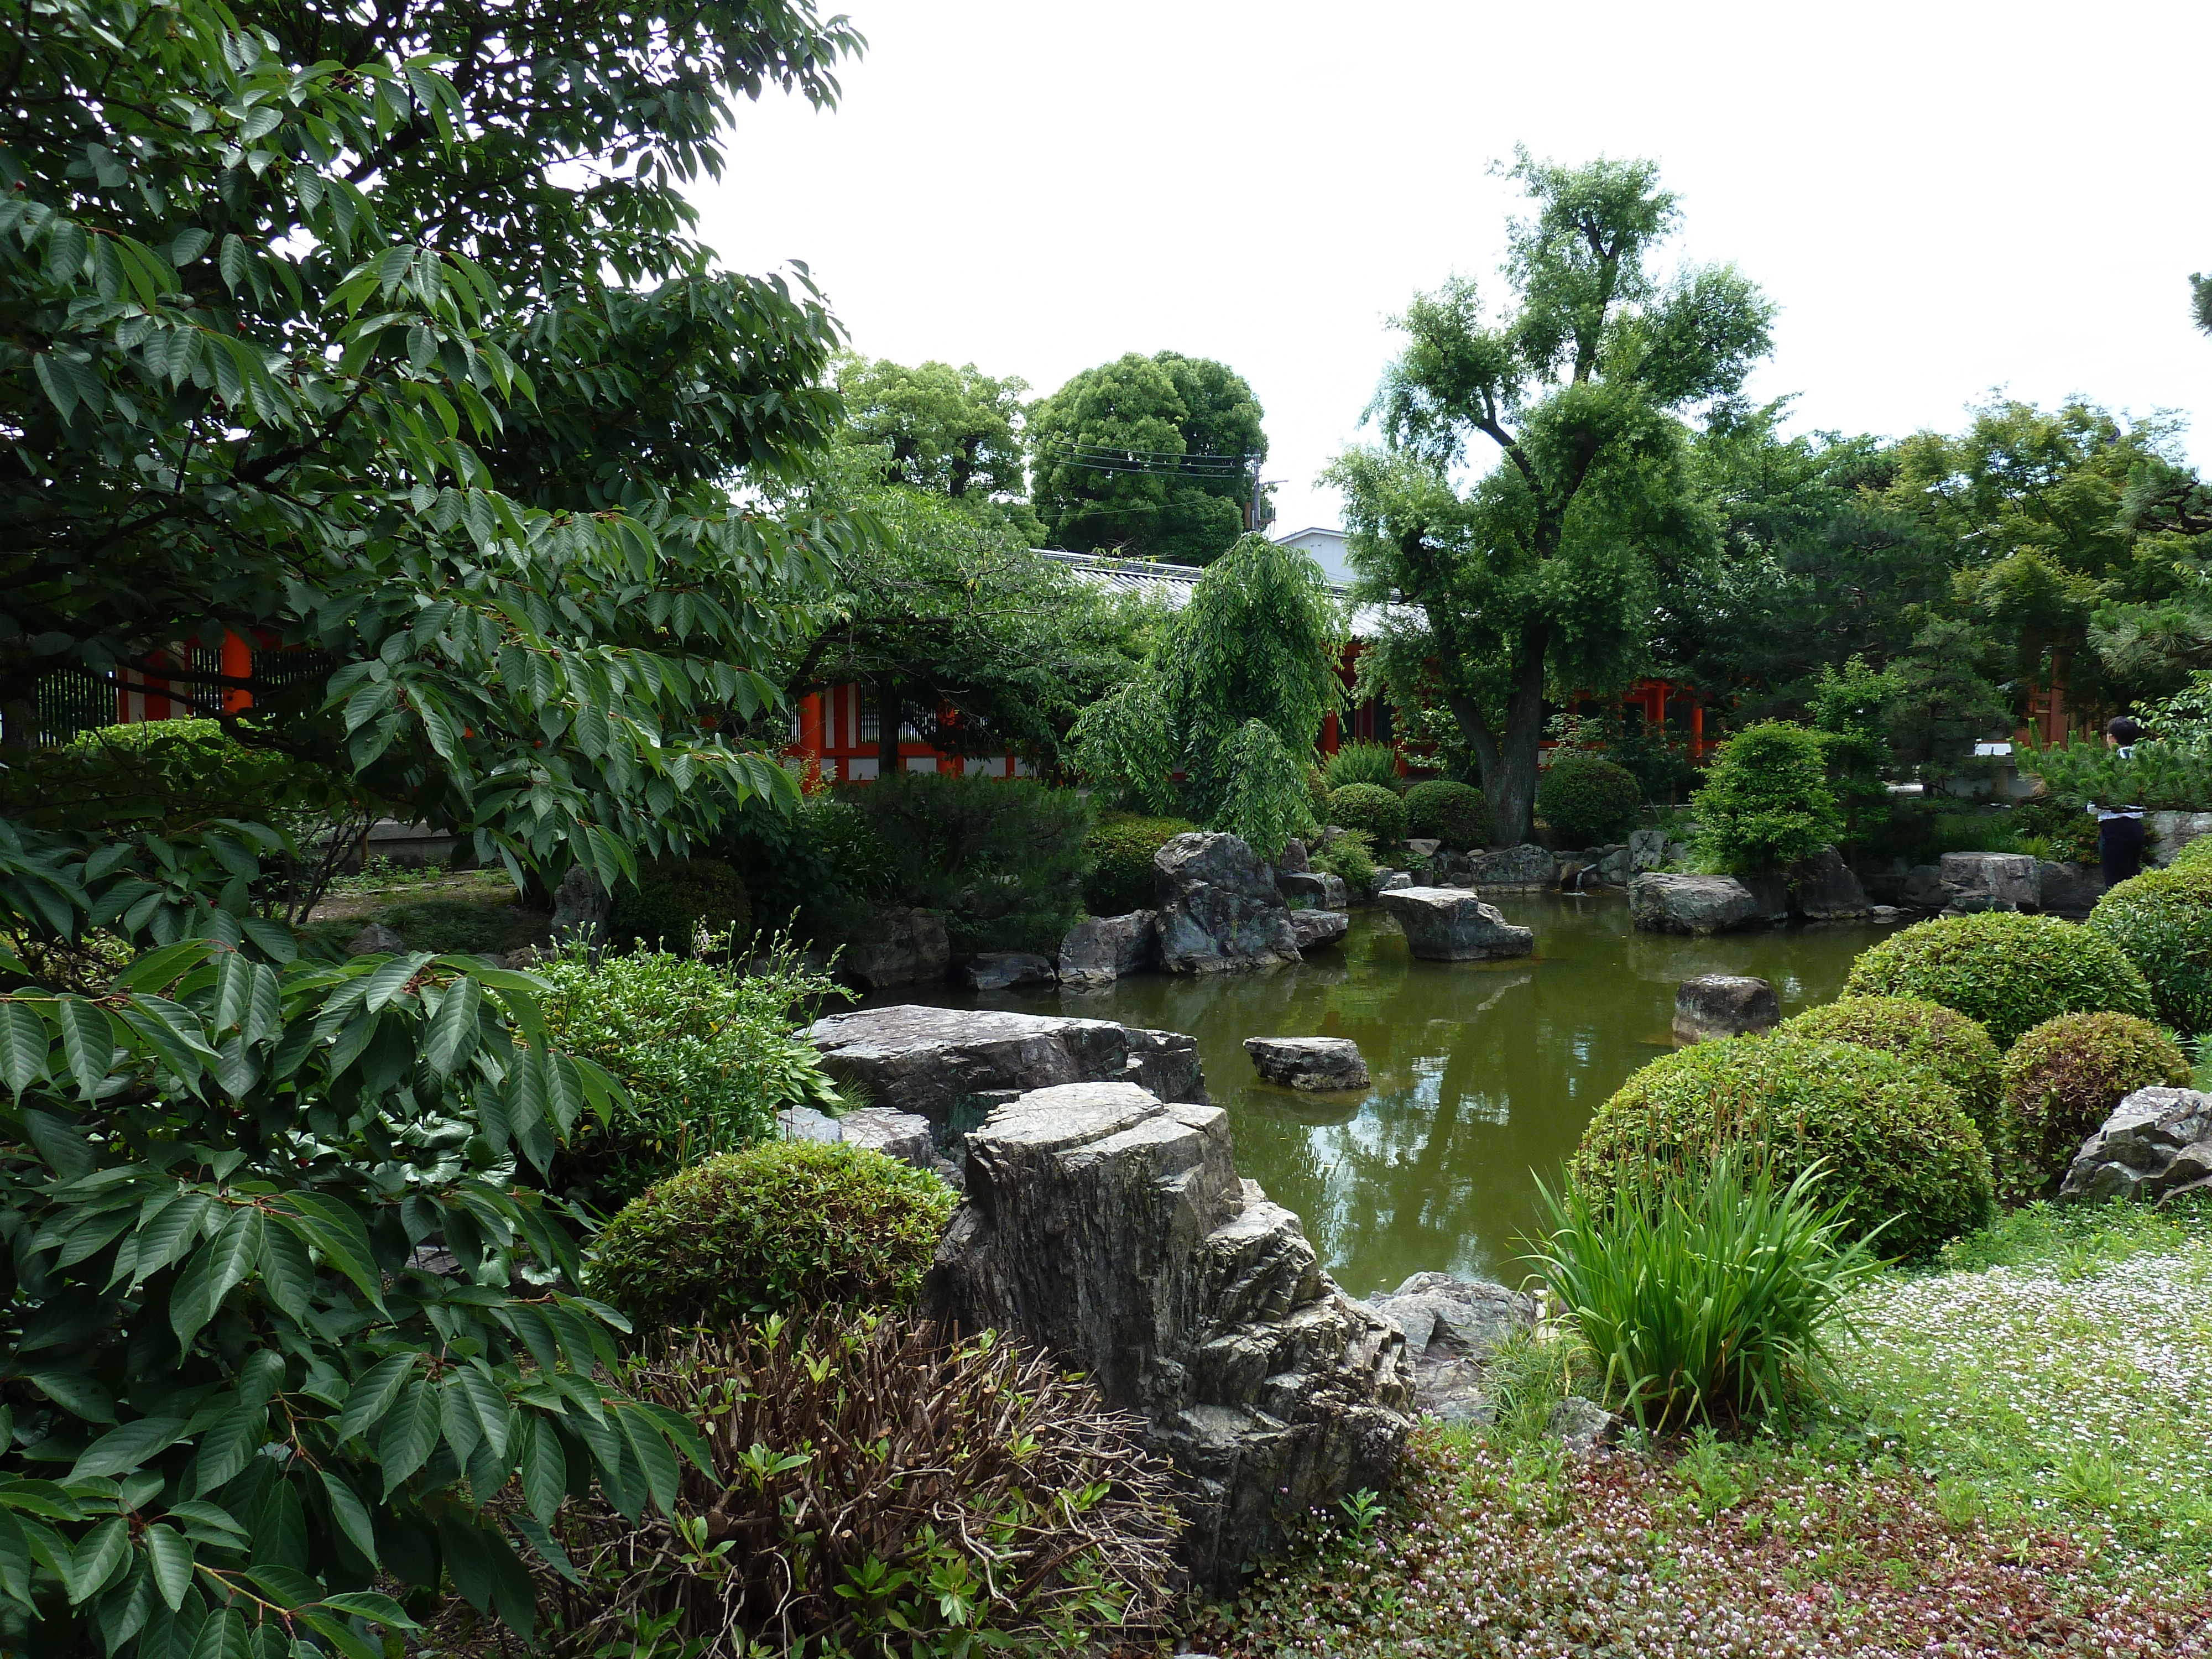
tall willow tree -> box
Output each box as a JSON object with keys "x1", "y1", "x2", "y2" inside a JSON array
[
  {"x1": 1331, "y1": 150, "x2": 1772, "y2": 841},
  {"x1": 1071, "y1": 535, "x2": 1341, "y2": 857}
]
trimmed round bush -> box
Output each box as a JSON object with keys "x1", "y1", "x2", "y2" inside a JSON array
[
  {"x1": 1571, "y1": 1036, "x2": 1995, "y2": 1261},
  {"x1": 1997, "y1": 1011, "x2": 2189, "y2": 1200},
  {"x1": 1778, "y1": 995, "x2": 2002, "y2": 1135},
  {"x1": 1083, "y1": 814, "x2": 1196, "y2": 915},
  {"x1": 589, "y1": 1140, "x2": 955, "y2": 1329},
  {"x1": 2171, "y1": 835, "x2": 2212, "y2": 871},
  {"x1": 1843, "y1": 911, "x2": 2154, "y2": 1048},
  {"x1": 1537, "y1": 754, "x2": 1641, "y2": 846},
  {"x1": 1327, "y1": 782, "x2": 1408, "y2": 845},
  {"x1": 608, "y1": 855, "x2": 752, "y2": 954},
  {"x1": 1323, "y1": 741, "x2": 1405, "y2": 794},
  {"x1": 1405, "y1": 779, "x2": 1495, "y2": 851},
  {"x1": 2086, "y1": 863, "x2": 2212, "y2": 1036}
]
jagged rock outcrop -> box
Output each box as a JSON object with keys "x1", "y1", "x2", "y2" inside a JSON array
[
  {"x1": 2146, "y1": 810, "x2": 2212, "y2": 868},
  {"x1": 1244, "y1": 1036, "x2": 1369, "y2": 1091},
  {"x1": 1940, "y1": 852, "x2": 2039, "y2": 914},
  {"x1": 808, "y1": 1005, "x2": 1204, "y2": 1123},
  {"x1": 347, "y1": 921, "x2": 406, "y2": 956},
  {"x1": 1279, "y1": 870, "x2": 1349, "y2": 910},
  {"x1": 1673, "y1": 975, "x2": 1780, "y2": 1043},
  {"x1": 2059, "y1": 1086, "x2": 2212, "y2": 1204},
  {"x1": 2036, "y1": 860, "x2": 2104, "y2": 918},
  {"x1": 1290, "y1": 909, "x2": 1349, "y2": 950},
  {"x1": 550, "y1": 865, "x2": 610, "y2": 945},
  {"x1": 963, "y1": 951, "x2": 1056, "y2": 990},
  {"x1": 928, "y1": 1082, "x2": 1413, "y2": 1586},
  {"x1": 1057, "y1": 911, "x2": 1160, "y2": 988},
  {"x1": 1790, "y1": 846, "x2": 1870, "y2": 920},
  {"x1": 1629, "y1": 828, "x2": 1670, "y2": 871},
  {"x1": 1368, "y1": 1272, "x2": 1534, "y2": 1425},
  {"x1": 1462, "y1": 843, "x2": 1560, "y2": 890},
  {"x1": 1628, "y1": 873, "x2": 1757, "y2": 935},
  {"x1": 1154, "y1": 833, "x2": 1302, "y2": 974},
  {"x1": 1378, "y1": 887, "x2": 1534, "y2": 960}
]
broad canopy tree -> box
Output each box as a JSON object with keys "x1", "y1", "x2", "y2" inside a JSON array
[
  {"x1": 1332, "y1": 150, "x2": 1772, "y2": 842},
  {"x1": 1029, "y1": 350, "x2": 1267, "y2": 565}
]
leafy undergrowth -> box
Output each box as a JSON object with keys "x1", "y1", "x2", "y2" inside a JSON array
[
  {"x1": 1834, "y1": 1195, "x2": 2212, "y2": 1590},
  {"x1": 1197, "y1": 1430, "x2": 2212, "y2": 1658}
]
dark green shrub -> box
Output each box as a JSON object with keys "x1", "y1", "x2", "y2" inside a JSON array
[
  {"x1": 2173, "y1": 834, "x2": 2212, "y2": 870},
  {"x1": 1844, "y1": 911, "x2": 2155, "y2": 1048},
  {"x1": 539, "y1": 941, "x2": 849, "y2": 1204},
  {"x1": 1778, "y1": 995, "x2": 2003, "y2": 1135},
  {"x1": 1405, "y1": 779, "x2": 1496, "y2": 850},
  {"x1": 536, "y1": 1313, "x2": 1177, "y2": 1652},
  {"x1": 588, "y1": 1140, "x2": 955, "y2": 1327},
  {"x1": 1537, "y1": 754, "x2": 1642, "y2": 846},
  {"x1": 1305, "y1": 761, "x2": 1332, "y2": 821},
  {"x1": 1689, "y1": 721, "x2": 1842, "y2": 873},
  {"x1": 1312, "y1": 827, "x2": 1378, "y2": 894},
  {"x1": 1531, "y1": 1151, "x2": 1881, "y2": 1430},
  {"x1": 848, "y1": 770, "x2": 1094, "y2": 952},
  {"x1": 608, "y1": 854, "x2": 753, "y2": 954},
  {"x1": 1572, "y1": 1036, "x2": 1995, "y2": 1261},
  {"x1": 368, "y1": 896, "x2": 545, "y2": 958},
  {"x1": 1324, "y1": 740, "x2": 1404, "y2": 794},
  {"x1": 2086, "y1": 863, "x2": 2212, "y2": 1036},
  {"x1": 1996, "y1": 1011, "x2": 2189, "y2": 1200},
  {"x1": 0, "y1": 717, "x2": 351, "y2": 834},
  {"x1": 1327, "y1": 781, "x2": 1408, "y2": 844},
  {"x1": 1084, "y1": 813, "x2": 1196, "y2": 914}
]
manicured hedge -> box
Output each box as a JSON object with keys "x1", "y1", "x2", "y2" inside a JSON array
[
  {"x1": 1572, "y1": 1035, "x2": 1995, "y2": 1261},
  {"x1": 1843, "y1": 911, "x2": 2154, "y2": 1048},
  {"x1": 1778, "y1": 995, "x2": 2002, "y2": 1136},
  {"x1": 1327, "y1": 782, "x2": 1408, "y2": 846},
  {"x1": 1996, "y1": 1011, "x2": 2189, "y2": 1199},
  {"x1": 1405, "y1": 779, "x2": 1495, "y2": 851},
  {"x1": 2086, "y1": 863, "x2": 2212, "y2": 1036},
  {"x1": 1538, "y1": 754, "x2": 1641, "y2": 846}
]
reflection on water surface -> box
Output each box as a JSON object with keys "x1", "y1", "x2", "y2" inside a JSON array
[{"x1": 889, "y1": 893, "x2": 1888, "y2": 1295}]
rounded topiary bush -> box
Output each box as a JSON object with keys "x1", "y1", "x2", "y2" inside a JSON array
[
  {"x1": 2086, "y1": 863, "x2": 2212, "y2": 1036},
  {"x1": 1405, "y1": 779, "x2": 1496, "y2": 851},
  {"x1": 1778, "y1": 995, "x2": 2003, "y2": 1135},
  {"x1": 2171, "y1": 835, "x2": 2212, "y2": 872},
  {"x1": 1997, "y1": 1011, "x2": 2190, "y2": 1200},
  {"x1": 1571, "y1": 1036, "x2": 1995, "y2": 1260},
  {"x1": 589, "y1": 1140, "x2": 955, "y2": 1329},
  {"x1": 1083, "y1": 814, "x2": 1197, "y2": 916},
  {"x1": 1537, "y1": 754, "x2": 1641, "y2": 846},
  {"x1": 1327, "y1": 782, "x2": 1408, "y2": 846},
  {"x1": 1843, "y1": 911, "x2": 2154, "y2": 1048},
  {"x1": 608, "y1": 855, "x2": 752, "y2": 954}
]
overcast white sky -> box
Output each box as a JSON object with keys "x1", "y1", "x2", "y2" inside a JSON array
[{"x1": 693, "y1": 0, "x2": 2211, "y2": 535}]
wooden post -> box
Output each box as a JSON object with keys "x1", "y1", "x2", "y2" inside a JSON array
[{"x1": 220, "y1": 632, "x2": 253, "y2": 714}]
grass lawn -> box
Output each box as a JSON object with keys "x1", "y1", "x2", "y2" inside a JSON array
[{"x1": 1196, "y1": 1195, "x2": 2212, "y2": 1657}]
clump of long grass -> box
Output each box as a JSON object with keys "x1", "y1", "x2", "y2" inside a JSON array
[{"x1": 1527, "y1": 1151, "x2": 1883, "y2": 1431}]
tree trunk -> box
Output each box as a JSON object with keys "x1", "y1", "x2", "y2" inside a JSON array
[{"x1": 876, "y1": 681, "x2": 902, "y2": 775}]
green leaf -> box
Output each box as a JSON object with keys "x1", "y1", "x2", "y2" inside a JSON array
[
  {"x1": 70, "y1": 1415, "x2": 187, "y2": 1481},
  {"x1": 516, "y1": 1415, "x2": 566, "y2": 1525},
  {"x1": 255, "y1": 1219, "x2": 315, "y2": 1322},
  {"x1": 315, "y1": 1590, "x2": 417, "y2": 1629},
  {"x1": 144, "y1": 1522, "x2": 194, "y2": 1610},
  {"x1": 0, "y1": 1001, "x2": 53, "y2": 1095},
  {"x1": 377, "y1": 1380, "x2": 441, "y2": 1497},
  {"x1": 333, "y1": 1354, "x2": 416, "y2": 1442},
  {"x1": 317, "y1": 1469, "x2": 379, "y2": 1568},
  {"x1": 274, "y1": 1193, "x2": 382, "y2": 1310},
  {"x1": 54, "y1": 996, "x2": 117, "y2": 1100},
  {"x1": 424, "y1": 974, "x2": 481, "y2": 1077},
  {"x1": 70, "y1": 1516, "x2": 129, "y2": 1604}
]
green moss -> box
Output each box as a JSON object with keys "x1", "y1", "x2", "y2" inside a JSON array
[
  {"x1": 1844, "y1": 911, "x2": 2154, "y2": 1048},
  {"x1": 1572, "y1": 1035, "x2": 1995, "y2": 1261}
]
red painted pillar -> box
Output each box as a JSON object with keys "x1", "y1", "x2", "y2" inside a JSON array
[
  {"x1": 1321, "y1": 711, "x2": 1340, "y2": 755},
  {"x1": 797, "y1": 692, "x2": 825, "y2": 790},
  {"x1": 220, "y1": 632, "x2": 253, "y2": 714},
  {"x1": 1691, "y1": 702, "x2": 1705, "y2": 761}
]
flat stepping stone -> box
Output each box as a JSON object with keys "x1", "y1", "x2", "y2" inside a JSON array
[{"x1": 1244, "y1": 1035, "x2": 1370, "y2": 1090}]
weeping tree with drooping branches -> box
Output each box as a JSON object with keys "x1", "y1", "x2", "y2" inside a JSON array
[{"x1": 1070, "y1": 535, "x2": 1343, "y2": 859}]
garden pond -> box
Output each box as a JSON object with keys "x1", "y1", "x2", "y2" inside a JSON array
[{"x1": 893, "y1": 893, "x2": 1898, "y2": 1297}]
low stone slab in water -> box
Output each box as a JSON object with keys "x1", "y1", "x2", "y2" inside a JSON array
[
  {"x1": 808, "y1": 1004, "x2": 1204, "y2": 1123},
  {"x1": 1673, "y1": 974, "x2": 1781, "y2": 1042},
  {"x1": 1628, "y1": 872, "x2": 1757, "y2": 935},
  {"x1": 2060, "y1": 1087, "x2": 2212, "y2": 1204},
  {"x1": 1375, "y1": 869, "x2": 1413, "y2": 892},
  {"x1": 963, "y1": 951, "x2": 1056, "y2": 990},
  {"x1": 1290, "y1": 909, "x2": 1349, "y2": 950},
  {"x1": 1379, "y1": 886, "x2": 1535, "y2": 960},
  {"x1": 1244, "y1": 1035, "x2": 1369, "y2": 1091}
]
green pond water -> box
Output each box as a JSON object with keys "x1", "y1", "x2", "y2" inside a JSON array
[{"x1": 894, "y1": 893, "x2": 1896, "y2": 1298}]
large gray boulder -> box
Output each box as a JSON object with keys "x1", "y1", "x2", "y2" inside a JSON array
[
  {"x1": 1244, "y1": 1036, "x2": 1369, "y2": 1091},
  {"x1": 842, "y1": 907, "x2": 950, "y2": 989},
  {"x1": 1629, "y1": 828, "x2": 1670, "y2": 872},
  {"x1": 1940, "y1": 852, "x2": 2039, "y2": 914},
  {"x1": 1901, "y1": 863, "x2": 1950, "y2": 910},
  {"x1": 1673, "y1": 975, "x2": 1780, "y2": 1043},
  {"x1": 2036, "y1": 860, "x2": 2105, "y2": 919},
  {"x1": 347, "y1": 921, "x2": 406, "y2": 956},
  {"x1": 1378, "y1": 886, "x2": 1535, "y2": 961},
  {"x1": 1154, "y1": 833, "x2": 1302, "y2": 974},
  {"x1": 1290, "y1": 909, "x2": 1349, "y2": 950},
  {"x1": 928, "y1": 1082, "x2": 1414, "y2": 1586},
  {"x1": 808, "y1": 1005, "x2": 1204, "y2": 1124},
  {"x1": 1057, "y1": 910, "x2": 1160, "y2": 989},
  {"x1": 1628, "y1": 873, "x2": 1757, "y2": 935},
  {"x1": 2146, "y1": 810, "x2": 2212, "y2": 868},
  {"x1": 1368, "y1": 1272, "x2": 1536, "y2": 1426},
  {"x1": 1790, "y1": 846, "x2": 1870, "y2": 921},
  {"x1": 1462, "y1": 843, "x2": 1559, "y2": 890},
  {"x1": 2058, "y1": 1087, "x2": 2212, "y2": 1204}
]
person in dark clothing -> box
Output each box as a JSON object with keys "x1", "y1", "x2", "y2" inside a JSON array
[{"x1": 2086, "y1": 716, "x2": 2146, "y2": 887}]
